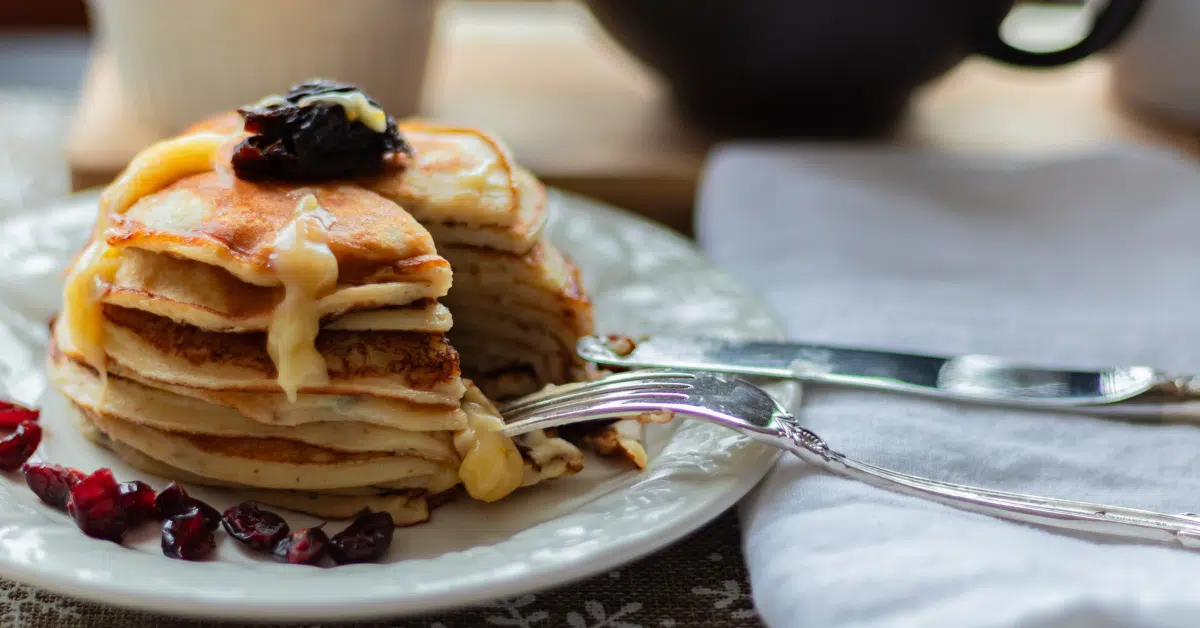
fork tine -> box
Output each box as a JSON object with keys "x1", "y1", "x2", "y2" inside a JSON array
[
  {"x1": 500, "y1": 380, "x2": 691, "y2": 418},
  {"x1": 502, "y1": 398, "x2": 690, "y2": 436},
  {"x1": 499, "y1": 370, "x2": 696, "y2": 415},
  {"x1": 502, "y1": 390, "x2": 690, "y2": 424}
]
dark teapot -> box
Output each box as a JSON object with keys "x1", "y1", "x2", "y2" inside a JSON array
[{"x1": 583, "y1": 0, "x2": 1144, "y2": 136}]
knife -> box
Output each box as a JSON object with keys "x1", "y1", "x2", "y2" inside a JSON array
[{"x1": 576, "y1": 335, "x2": 1200, "y2": 417}]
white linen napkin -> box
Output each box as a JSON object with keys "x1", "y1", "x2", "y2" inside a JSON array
[{"x1": 697, "y1": 143, "x2": 1200, "y2": 628}]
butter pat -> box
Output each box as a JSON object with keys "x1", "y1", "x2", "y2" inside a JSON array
[
  {"x1": 298, "y1": 91, "x2": 388, "y2": 133},
  {"x1": 455, "y1": 398, "x2": 525, "y2": 502}
]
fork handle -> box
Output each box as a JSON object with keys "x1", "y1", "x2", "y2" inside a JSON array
[{"x1": 773, "y1": 420, "x2": 1200, "y2": 548}]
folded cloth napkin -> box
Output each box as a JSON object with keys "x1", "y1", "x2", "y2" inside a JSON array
[{"x1": 697, "y1": 143, "x2": 1200, "y2": 628}]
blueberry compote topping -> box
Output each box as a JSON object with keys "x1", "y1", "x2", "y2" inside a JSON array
[{"x1": 231, "y1": 79, "x2": 411, "y2": 181}]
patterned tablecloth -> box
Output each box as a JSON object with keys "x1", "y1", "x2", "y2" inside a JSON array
[{"x1": 0, "y1": 92, "x2": 762, "y2": 628}]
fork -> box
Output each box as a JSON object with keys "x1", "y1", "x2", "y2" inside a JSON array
[{"x1": 500, "y1": 369, "x2": 1200, "y2": 549}]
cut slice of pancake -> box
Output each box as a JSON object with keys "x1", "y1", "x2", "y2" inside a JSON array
[
  {"x1": 368, "y1": 124, "x2": 548, "y2": 255},
  {"x1": 439, "y1": 241, "x2": 594, "y2": 398},
  {"x1": 418, "y1": 167, "x2": 547, "y2": 255},
  {"x1": 369, "y1": 123, "x2": 548, "y2": 254},
  {"x1": 55, "y1": 306, "x2": 466, "y2": 405}
]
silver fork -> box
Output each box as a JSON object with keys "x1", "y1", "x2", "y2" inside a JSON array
[{"x1": 500, "y1": 369, "x2": 1200, "y2": 549}]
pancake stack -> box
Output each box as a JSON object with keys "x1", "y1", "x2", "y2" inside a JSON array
[
  {"x1": 49, "y1": 82, "x2": 588, "y2": 523},
  {"x1": 184, "y1": 115, "x2": 596, "y2": 401}
]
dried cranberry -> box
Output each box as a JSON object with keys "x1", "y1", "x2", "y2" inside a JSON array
[
  {"x1": 66, "y1": 468, "x2": 128, "y2": 542},
  {"x1": 161, "y1": 508, "x2": 215, "y2": 561},
  {"x1": 117, "y1": 481, "x2": 158, "y2": 524},
  {"x1": 328, "y1": 511, "x2": 395, "y2": 565},
  {"x1": 154, "y1": 482, "x2": 219, "y2": 531},
  {"x1": 274, "y1": 525, "x2": 328, "y2": 565},
  {"x1": 222, "y1": 502, "x2": 289, "y2": 551},
  {"x1": 22, "y1": 462, "x2": 83, "y2": 508},
  {"x1": 231, "y1": 79, "x2": 410, "y2": 181},
  {"x1": 153, "y1": 482, "x2": 188, "y2": 516},
  {"x1": 0, "y1": 400, "x2": 39, "y2": 429},
  {"x1": 0, "y1": 421, "x2": 41, "y2": 470}
]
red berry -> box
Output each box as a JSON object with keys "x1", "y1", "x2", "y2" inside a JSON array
[
  {"x1": 117, "y1": 481, "x2": 158, "y2": 524},
  {"x1": 0, "y1": 421, "x2": 41, "y2": 470},
  {"x1": 328, "y1": 511, "x2": 394, "y2": 565},
  {"x1": 222, "y1": 502, "x2": 289, "y2": 551},
  {"x1": 274, "y1": 525, "x2": 328, "y2": 565},
  {"x1": 22, "y1": 463, "x2": 84, "y2": 508},
  {"x1": 66, "y1": 468, "x2": 128, "y2": 542},
  {"x1": 0, "y1": 400, "x2": 38, "y2": 429},
  {"x1": 155, "y1": 482, "x2": 219, "y2": 531},
  {"x1": 161, "y1": 508, "x2": 215, "y2": 561}
]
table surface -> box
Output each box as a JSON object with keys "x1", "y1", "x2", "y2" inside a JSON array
[{"x1": 10, "y1": 2, "x2": 1200, "y2": 625}]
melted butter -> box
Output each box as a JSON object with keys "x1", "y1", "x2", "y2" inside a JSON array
[
  {"x1": 63, "y1": 131, "x2": 228, "y2": 376},
  {"x1": 297, "y1": 91, "x2": 387, "y2": 133},
  {"x1": 96, "y1": 132, "x2": 230, "y2": 234},
  {"x1": 461, "y1": 128, "x2": 515, "y2": 193},
  {"x1": 455, "y1": 399, "x2": 524, "y2": 502},
  {"x1": 252, "y1": 90, "x2": 387, "y2": 133},
  {"x1": 458, "y1": 160, "x2": 493, "y2": 192},
  {"x1": 266, "y1": 193, "x2": 339, "y2": 402},
  {"x1": 250, "y1": 94, "x2": 290, "y2": 109},
  {"x1": 61, "y1": 242, "x2": 122, "y2": 374}
]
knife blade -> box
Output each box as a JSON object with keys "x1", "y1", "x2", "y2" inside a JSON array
[{"x1": 576, "y1": 335, "x2": 1179, "y2": 410}]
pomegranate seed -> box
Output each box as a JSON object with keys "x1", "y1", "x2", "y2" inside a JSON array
[
  {"x1": 66, "y1": 468, "x2": 128, "y2": 542},
  {"x1": 222, "y1": 502, "x2": 289, "y2": 551},
  {"x1": 22, "y1": 463, "x2": 84, "y2": 508},
  {"x1": 0, "y1": 421, "x2": 41, "y2": 470},
  {"x1": 274, "y1": 525, "x2": 328, "y2": 565},
  {"x1": 161, "y1": 508, "x2": 215, "y2": 561},
  {"x1": 117, "y1": 481, "x2": 158, "y2": 524},
  {"x1": 155, "y1": 482, "x2": 219, "y2": 531},
  {"x1": 328, "y1": 511, "x2": 395, "y2": 565},
  {"x1": 0, "y1": 400, "x2": 38, "y2": 429}
]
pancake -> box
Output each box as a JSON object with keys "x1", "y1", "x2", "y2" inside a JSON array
[
  {"x1": 55, "y1": 306, "x2": 466, "y2": 405},
  {"x1": 113, "y1": 366, "x2": 467, "y2": 431},
  {"x1": 104, "y1": 247, "x2": 452, "y2": 333},
  {"x1": 78, "y1": 421, "x2": 439, "y2": 524},
  {"x1": 84, "y1": 407, "x2": 454, "y2": 491},
  {"x1": 325, "y1": 301, "x2": 452, "y2": 333},
  {"x1": 109, "y1": 170, "x2": 447, "y2": 287},
  {"x1": 50, "y1": 351, "x2": 458, "y2": 462},
  {"x1": 416, "y1": 167, "x2": 548, "y2": 255},
  {"x1": 374, "y1": 123, "x2": 547, "y2": 249}
]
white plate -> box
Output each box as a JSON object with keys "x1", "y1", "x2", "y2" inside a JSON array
[{"x1": 0, "y1": 190, "x2": 794, "y2": 622}]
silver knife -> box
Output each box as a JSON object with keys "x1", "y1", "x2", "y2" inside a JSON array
[{"x1": 576, "y1": 335, "x2": 1200, "y2": 417}]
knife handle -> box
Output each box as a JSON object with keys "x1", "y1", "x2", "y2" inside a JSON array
[{"x1": 578, "y1": 335, "x2": 1178, "y2": 413}]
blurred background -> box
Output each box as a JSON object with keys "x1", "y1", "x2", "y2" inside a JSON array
[{"x1": 0, "y1": 0, "x2": 1191, "y2": 234}]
